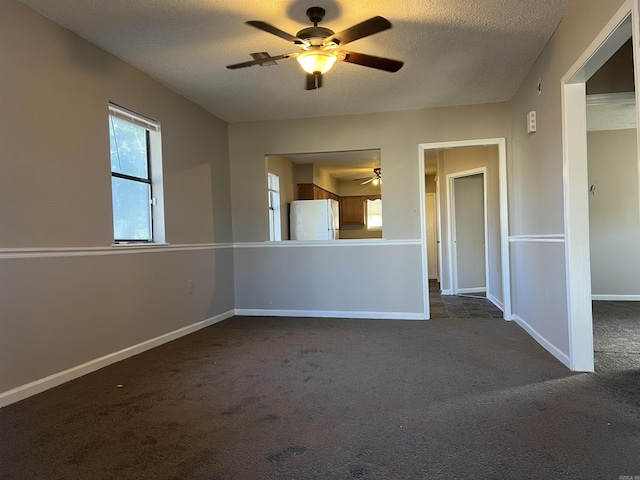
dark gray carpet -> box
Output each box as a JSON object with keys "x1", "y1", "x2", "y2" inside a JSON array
[
  {"x1": 1, "y1": 315, "x2": 640, "y2": 479},
  {"x1": 593, "y1": 300, "x2": 640, "y2": 372}
]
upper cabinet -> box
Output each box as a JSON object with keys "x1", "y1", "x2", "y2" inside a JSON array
[{"x1": 298, "y1": 183, "x2": 339, "y2": 201}]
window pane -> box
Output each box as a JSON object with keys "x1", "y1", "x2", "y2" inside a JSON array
[
  {"x1": 109, "y1": 116, "x2": 148, "y2": 178},
  {"x1": 268, "y1": 172, "x2": 280, "y2": 191},
  {"x1": 112, "y1": 177, "x2": 152, "y2": 241},
  {"x1": 366, "y1": 199, "x2": 383, "y2": 229}
]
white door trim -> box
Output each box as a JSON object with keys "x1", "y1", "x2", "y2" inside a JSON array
[
  {"x1": 561, "y1": 0, "x2": 637, "y2": 371},
  {"x1": 417, "y1": 138, "x2": 511, "y2": 320},
  {"x1": 425, "y1": 192, "x2": 439, "y2": 280}
]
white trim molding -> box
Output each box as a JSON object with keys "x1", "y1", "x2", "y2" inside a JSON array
[
  {"x1": 233, "y1": 239, "x2": 421, "y2": 248},
  {"x1": 0, "y1": 310, "x2": 235, "y2": 408},
  {"x1": 234, "y1": 309, "x2": 428, "y2": 321},
  {"x1": 592, "y1": 294, "x2": 640, "y2": 301},
  {"x1": 0, "y1": 243, "x2": 233, "y2": 260},
  {"x1": 513, "y1": 315, "x2": 571, "y2": 369},
  {"x1": 508, "y1": 234, "x2": 566, "y2": 243}
]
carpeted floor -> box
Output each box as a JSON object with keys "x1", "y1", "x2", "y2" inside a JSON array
[
  {"x1": 1, "y1": 311, "x2": 640, "y2": 479},
  {"x1": 593, "y1": 300, "x2": 640, "y2": 373}
]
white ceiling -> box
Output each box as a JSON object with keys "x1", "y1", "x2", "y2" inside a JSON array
[{"x1": 20, "y1": 0, "x2": 574, "y2": 123}]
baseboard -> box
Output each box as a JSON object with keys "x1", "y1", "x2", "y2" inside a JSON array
[
  {"x1": 456, "y1": 287, "x2": 487, "y2": 294},
  {"x1": 0, "y1": 310, "x2": 235, "y2": 408},
  {"x1": 591, "y1": 294, "x2": 640, "y2": 301},
  {"x1": 486, "y1": 293, "x2": 505, "y2": 313},
  {"x1": 440, "y1": 289, "x2": 452, "y2": 295},
  {"x1": 513, "y1": 314, "x2": 571, "y2": 369},
  {"x1": 234, "y1": 308, "x2": 428, "y2": 321}
]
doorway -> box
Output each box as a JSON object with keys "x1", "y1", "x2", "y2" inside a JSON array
[
  {"x1": 562, "y1": 1, "x2": 639, "y2": 371},
  {"x1": 418, "y1": 138, "x2": 511, "y2": 321}
]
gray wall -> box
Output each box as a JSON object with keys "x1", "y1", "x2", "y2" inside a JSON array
[
  {"x1": 588, "y1": 128, "x2": 640, "y2": 296},
  {"x1": 0, "y1": 1, "x2": 234, "y2": 397}
]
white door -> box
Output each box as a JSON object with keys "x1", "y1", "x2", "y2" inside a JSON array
[
  {"x1": 452, "y1": 174, "x2": 486, "y2": 294},
  {"x1": 425, "y1": 193, "x2": 438, "y2": 279}
]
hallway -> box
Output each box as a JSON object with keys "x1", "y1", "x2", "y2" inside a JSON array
[{"x1": 428, "y1": 280, "x2": 504, "y2": 319}]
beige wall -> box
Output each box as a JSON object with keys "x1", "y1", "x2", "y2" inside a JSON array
[
  {"x1": 588, "y1": 128, "x2": 640, "y2": 296},
  {"x1": 314, "y1": 166, "x2": 340, "y2": 194},
  {"x1": 0, "y1": 1, "x2": 234, "y2": 397},
  {"x1": 229, "y1": 104, "x2": 509, "y2": 243}
]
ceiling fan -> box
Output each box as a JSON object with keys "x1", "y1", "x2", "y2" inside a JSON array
[
  {"x1": 226, "y1": 7, "x2": 404, "y2": 90},
  {"x1": 357, "y1": 167, "x2": 382, "y2": 186}
]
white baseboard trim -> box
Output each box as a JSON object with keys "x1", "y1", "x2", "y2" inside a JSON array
[
  {"x1": 440, "y1": 289, "x2": 452, "y2": 295},
  {"x1": 0, "y1": 310, "x2": 235, "y2": 408},
  {"x1": 592, "y1": 294, "x2": 640, "y2": 301},
  {"x1": 513, "y1": 314, "x2": 571, "y2": 369},
  {"x1": 234, "y1": 308, "x2": 428, "y2": 321},
  {"x1": 456, "y1": 287, "x2": 486, "y2": 294},
  {"x1": 486, "y1": 293, "x2": 505, "y2": 314}
]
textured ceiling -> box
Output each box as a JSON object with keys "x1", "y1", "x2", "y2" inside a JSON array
[
  {"x1": 20, "y1": 0, "x2": 574, "y2": 123},
  {"x1": 279, "y1": 149, "x2": 380, "y2": 181}
]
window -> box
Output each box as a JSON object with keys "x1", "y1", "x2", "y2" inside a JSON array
[
  {"x1": 366, "y1": 198, "x2": 382, "y2": 230},
  {"x1": 267, "y1": 172, "x2": 281, "y2": 241},
  {"x1": 109, "y1": 104, "x2": 164, "y2": 243}
]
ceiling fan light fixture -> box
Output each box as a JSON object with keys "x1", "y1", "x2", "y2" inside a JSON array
[{"x1": 296, "y1": 50, "x2": 337, "y2": 74}]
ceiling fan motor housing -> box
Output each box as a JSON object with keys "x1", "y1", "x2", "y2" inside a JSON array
[
  {"x1": 297, "y1": 26, "x2": 334, "y2": 45},
  {"x1": 306, "y1": 7, "x2": 326, "y2": 25}
]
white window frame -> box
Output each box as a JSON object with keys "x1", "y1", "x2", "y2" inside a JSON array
[
  {"x1": 366, "y1": 198, "x2": 383, "y2": 231},
  {"x1": 267, "y1": 172, "x2": 281, "y2": 241},
  {"x1": 109, "y1": 103, "x2": 165, "y2": 244}
]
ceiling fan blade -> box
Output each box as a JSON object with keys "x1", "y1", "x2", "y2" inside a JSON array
[
  {"x1": 227, "y1": 53, "x2": 294, "y2": 69},
  {"x1": 360, "y1": 177, "x2": 374, "y2": 185},
  {"x1": 324, "y1": 16, "x2": 391, "y2": 46},
  {"x1": 305, "y1": 73, "x2": 323, "y2": 90},
  {"x1": 340, "y1": 51, "x2": 404, "y2": 72},
  {"x1": 246, "y1": 21, "x2": 307, "y2": 45}
]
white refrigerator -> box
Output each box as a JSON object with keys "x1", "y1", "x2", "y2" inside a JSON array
[{"x1": 290, "y1": 199, "x2": 339, "y2": 240}]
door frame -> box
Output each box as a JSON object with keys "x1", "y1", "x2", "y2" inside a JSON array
[
  {"x1": 447, "y1": 168, "x2": 489, "y2": 295},
  {"x1": 417, "y1": 138, "x2": 511, "y2": 320},
  {"x1": 425, "y1": 192, "x2": 439, "y2": 281},
  {"x1": 561, "y1": 0, "x2": 639, "y2": 371}
]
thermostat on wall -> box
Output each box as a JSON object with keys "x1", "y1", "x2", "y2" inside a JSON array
[{"x1": 527, "y1": 111, "x2": 537, "y2": 133}]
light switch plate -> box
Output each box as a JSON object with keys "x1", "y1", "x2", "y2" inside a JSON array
[{"x1": 527, "y1": 111, "x2": 537, "y2": 133}]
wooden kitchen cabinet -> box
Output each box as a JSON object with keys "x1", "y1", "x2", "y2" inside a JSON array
[
  {"x1": 340, "y1": 196, "x2": 365, "y2": 225},
  {"x1": 297, "y1": 183, "x2": 339, "y2": 201}
]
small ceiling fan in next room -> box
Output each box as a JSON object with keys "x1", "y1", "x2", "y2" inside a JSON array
[
  {"x1": 226, "y1": 7, "x2": 404, "y2": 90},
  {"x1": 356, "y1": 167, "x2": 382, "y2": 186}
]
